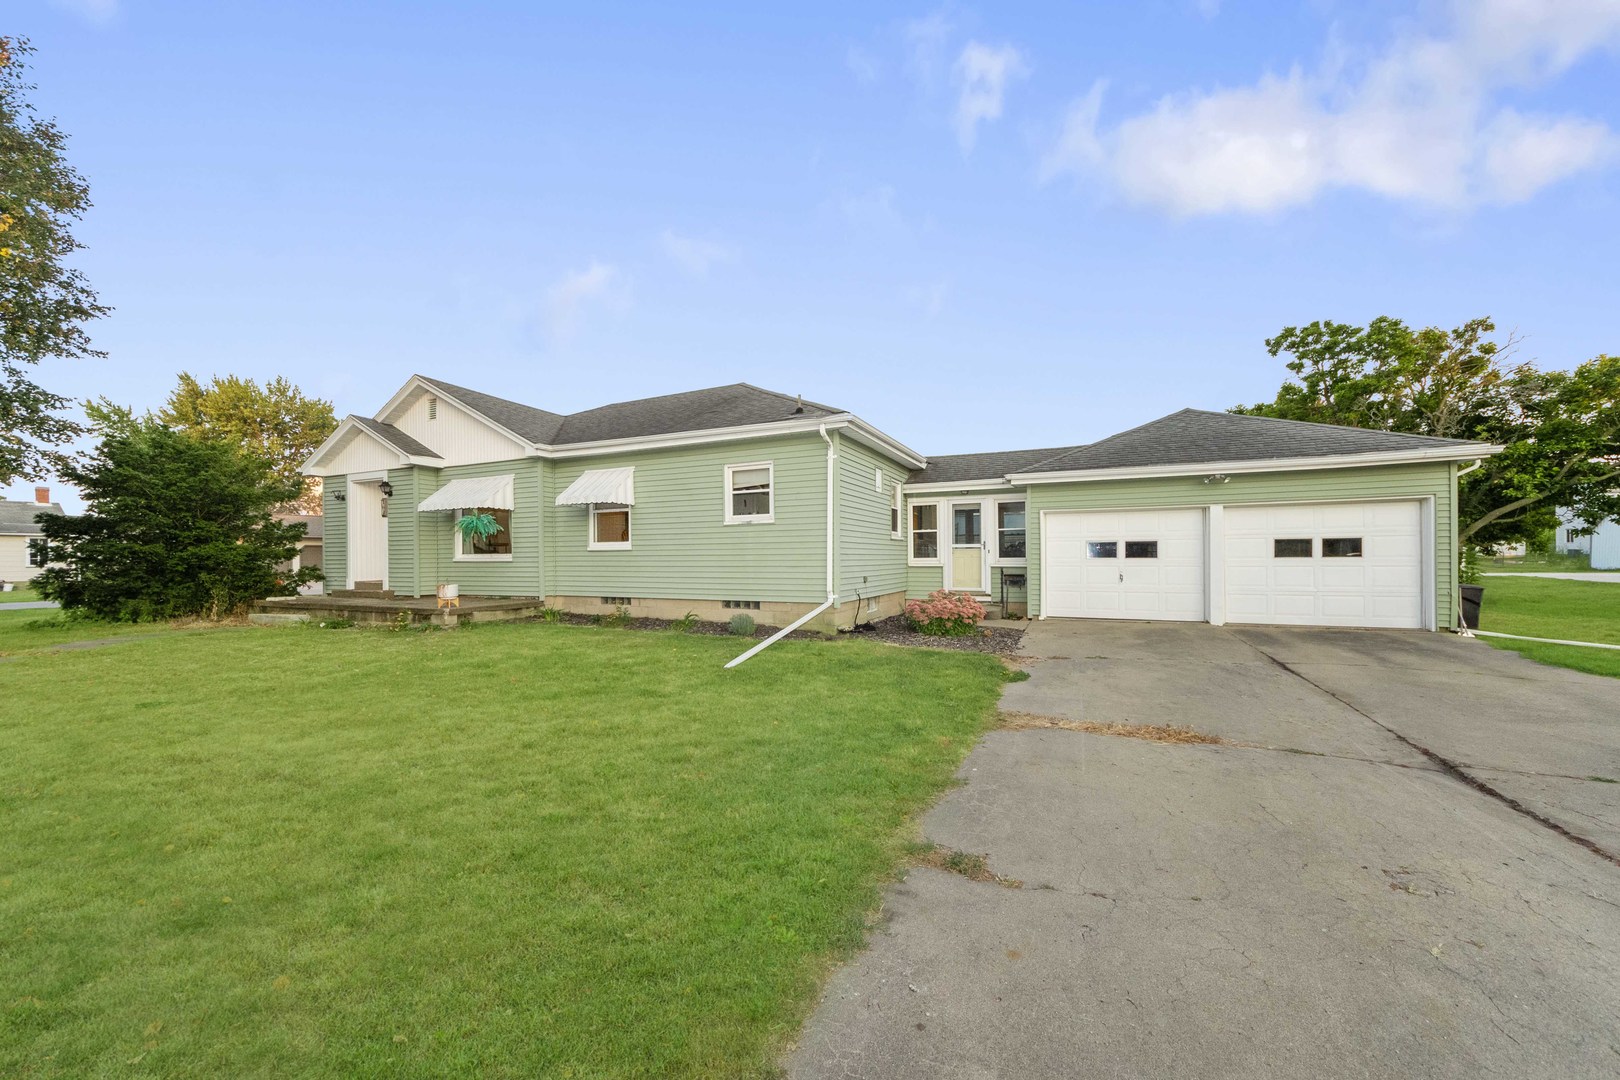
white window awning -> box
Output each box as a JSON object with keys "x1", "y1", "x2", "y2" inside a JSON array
[
  {"x1": 555, "y1": 466, "x2": 635, "y2": 506},
  {"x1": 417, "y1": 474, "x2": 515, "y2": 513}
]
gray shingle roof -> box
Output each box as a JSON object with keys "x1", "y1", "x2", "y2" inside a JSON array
[
  {"x1": 0, "y1": 499, "x2": 64, "y2": 536},
  {"x1": 909, "y1": 446, "x2": 1089, "y2": 485},
  {"x1": 349, "y1": 415, "x2": 442, "y2": 459},
  {"x1": 275, "y1": 513, "x2": 324, "y2": 539},
  {"x1": 414, "y1": 377, "x2": 567, "y2": 443},
  {"x1": 1014, "y1": 409, "x2": 1487, "y2": 475},
  {"x1": 416, "y1": 377, "x2": 842, "y2": 445}
]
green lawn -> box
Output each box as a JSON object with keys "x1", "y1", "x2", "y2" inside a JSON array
[
  {"x1": 1481, "y1": 550, "x2": 1595, "y2": 574},
  {"x1": 0, "y1": 621, "x2": 1010, "y2": 1077},
  {"x1": 1478, "y1": 575, "x2": 1620, "y2": 678},
  {"x1": 0, "y1": 608, "x2": 177, "y2": 657},
  {"x1": 1, "y1": 586, "x2": 43, "y2": 603}
]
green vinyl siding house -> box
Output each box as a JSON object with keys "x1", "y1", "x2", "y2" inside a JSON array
[{"x1": 302, "y1": 376, "x2": 1500, "y2": 632}]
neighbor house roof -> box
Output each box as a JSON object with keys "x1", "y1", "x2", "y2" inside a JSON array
[
  {"x1": 0, "y1": 498, "x2": 65, "y2": 536},
  {"x1": 908, "y1": 446, "x2": 1089, "y2": 486},
  {"x1": 416, "y1": 376, "x2": 843, "y2": 446},
  {"x1": 1011, "y1": 409, "x2": 1488, "y2": 477},
  {"x1": 274, "y1": 513, "x2": 324, "y2": 540},
  {"x1": 348, "y1": 415, "x2": 443, "y2": 459}
]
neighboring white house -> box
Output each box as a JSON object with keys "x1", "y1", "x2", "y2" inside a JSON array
[
  {"x1": 1557, "y1": 507, "x2": 1620, "y2": 569},
  {"x1": 274, "y1": 512, "x2": 325, "y2": 594},
  {"x1": 0, "y1": 487, "x2": 65, "y2": 588}
]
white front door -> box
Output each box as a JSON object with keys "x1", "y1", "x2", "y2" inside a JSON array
[
  {"x1": 948, "y1": 501, "x2": 987, "y2": 593},
  {"x1": 347, "y1": 479, "x2": 389, "y2": 588},
  {"x1": 1044, "y1": 508, "x2": 1206, "y2": 621},
  {"x1": 1223, "y1": 500, "x2": 1424, "y2": 628}
]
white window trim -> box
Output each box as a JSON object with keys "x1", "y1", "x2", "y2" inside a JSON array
[
  {"x1": 723, "y1": 461, "x2": 775, "y2": 525},
  {"x1": 588, "y1": 503, "x2": 633, "y2": 550},
  {"x1": 992, "y1": 495, "x2": 1029, "y2": 567},
  {"x1": 908, "y1": 497, "x2": 943, "y2": 566},
  {"x1": 453, "y1": 506, "x2": 515, "y2": 562},
  {"x1": 890, "y1": 481, "x2": 903, "y2": 540}
]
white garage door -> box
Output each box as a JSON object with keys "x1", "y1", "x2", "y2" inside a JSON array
[
  {"x1": 1224, "y1": 501, "x2": 1425, "y2": 628},
  {"x1": 1044, "y1": 508, "x2": 1205, "y2": 621}
]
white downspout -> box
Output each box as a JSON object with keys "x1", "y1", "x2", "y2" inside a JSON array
[
  {"x1": 1454, "y1": 459, "x2": 1482, "y2": 636},
  {"x1": 725, "y1": 424, "x2": 839, "y2": 669}
]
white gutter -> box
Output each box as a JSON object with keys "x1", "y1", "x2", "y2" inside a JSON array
[
  {"x1": 1007, "y1": 445, "x2": 1507, "y2": 486},
  {"x1": 1454, "y1": 459, "x2": 1484, "y2": 636},
  {"x1": 726, "y1": 424, "x2": 840, "y2": 669}
]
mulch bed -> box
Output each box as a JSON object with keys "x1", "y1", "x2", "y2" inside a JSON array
[
  {"x1": 525, "y1": 612, "x2": 1026, "y2": 654},
  {"x1": 842, "y1": 615, "x2": 1027, "y2": 655}
]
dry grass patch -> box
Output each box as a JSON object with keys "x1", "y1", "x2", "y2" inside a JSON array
[
  {"x1": 912, "y1": 844, "x2": 1023, "y2": 888},
  {"x1": 1000, "y1": 711, "x2": 1224, "y2": 745}
]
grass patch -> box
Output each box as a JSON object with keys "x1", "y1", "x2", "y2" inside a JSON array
[
  {"x1": 1480, "y1": 551, "x2": 1593, "y2": 574},
  {"x1": 0, "y1": 608, "x2": 179, "y2": 657},
  {"x1": 1476, "y1": 575, "x2": 1620, "y2": 678},
  {"x1": 1000, "y1": 711, "x2": 1223, "y2": 744},
  {"x1": 0, "y1": 621, "x2": 1007, "y2": 1077},
  {"x1": 1, "y1": 586, "x2": 43, "y2": 604}
]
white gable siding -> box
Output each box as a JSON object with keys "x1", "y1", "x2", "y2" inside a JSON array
[
  {"x1": 325, "y1": 432, "x2": 401, "y2": 475},
  {"x1": 389, "y1": 390, "x2": 530, "y2": 467}
]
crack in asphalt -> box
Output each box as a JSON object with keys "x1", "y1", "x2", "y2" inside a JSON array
[{"x1": 1234, "y1": 632, "x2": 1620, "y2": 869}]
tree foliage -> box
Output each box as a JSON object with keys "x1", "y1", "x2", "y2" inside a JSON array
[
  {"x1": 0, "y1": 37, "x2": 107, "y2": 484},
  {"x1": 34, "y1": 423, "x2": 318, "y2": 620},
  {"x1": 1236, "y1": 317, "x2": 1620, "y2": 548},
  {"x1": 157, "y1": 373, "x2": 337, "y2": 512}
]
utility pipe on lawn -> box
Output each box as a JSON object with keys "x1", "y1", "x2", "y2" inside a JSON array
[{"x1": 725, "y1": 425, "x2": 840, "y2": 669}]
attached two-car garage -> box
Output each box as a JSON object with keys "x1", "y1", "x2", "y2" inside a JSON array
[{"x1": 1040, "y1": 500, "x2": 1430, "y2": 630}]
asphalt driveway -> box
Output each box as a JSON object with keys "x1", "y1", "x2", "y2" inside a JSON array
[{"x1": 788, "y1": 622, "x2": 1620, "y2": 1079}]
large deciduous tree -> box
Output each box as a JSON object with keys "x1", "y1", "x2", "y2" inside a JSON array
[
  {"x1": 157, "y1": 373, "x2": 337, "y2": 513},
  {"x1": 34, "y1": 424, "x2": 317, "y2": 620},
  {"x1": 0, "y1": 37, "x2": 107, "y2": 484},
  {"x1": 1235, "y1": 318, "x2": 1620, "y2": 549}
]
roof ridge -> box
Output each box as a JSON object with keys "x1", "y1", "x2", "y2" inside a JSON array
[
  {"x1": 1021, "y1": 411, "x2": 1187, "y2": 470},
  {"x1": 1191, "y1": 407, "x2": 1475, "y2": 445},
  {"x1": 414, "y1": 375, "x2": 566, "y2": 419}
]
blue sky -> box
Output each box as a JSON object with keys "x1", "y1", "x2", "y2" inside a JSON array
[{"x1": 9, "y1": 0, "x2": 1620, "y2": 508}]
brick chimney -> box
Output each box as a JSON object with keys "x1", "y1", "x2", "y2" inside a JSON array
[{"x1": 34, "y1": 487, "x2": 49, "y2": 505}]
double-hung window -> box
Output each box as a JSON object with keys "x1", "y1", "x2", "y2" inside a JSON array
[
  {"x1": 454, "y1": 506, "x2": 513, "y2": 560},
  {"x1": 590, "y1": 504, "x2": 631, "y2": 549},
  {"x1": 725, "y1": 462, "x2": 774, "y2": 524},
  {"x1": 910, "y1": 503, "x2": 940, "y2": 562},
  {"x1": 27, "y1": 539, "x2": 48, "y2": 567},
  {"x1": 996, "y1": 501, "x2": 1026, "y2": 560},
  {"x1": 891, "y1": 483, "x2": 903, "y2": 539}
]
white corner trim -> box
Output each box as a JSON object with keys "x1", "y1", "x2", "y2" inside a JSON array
[{"x1": 1007, "y1": 445, "x2": 1506, "y2": 486}]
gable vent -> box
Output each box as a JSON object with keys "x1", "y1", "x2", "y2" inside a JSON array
[{"x1": 427, "y1": 396, "x2": 438, "y2": 420}]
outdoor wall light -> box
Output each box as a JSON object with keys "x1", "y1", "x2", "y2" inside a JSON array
[
  {"x1": 332, "y1": 492, "x2": 346, "y2": 502},
  {"x1": 379, "y1": 481, "x2": 394, "y2": 497}
]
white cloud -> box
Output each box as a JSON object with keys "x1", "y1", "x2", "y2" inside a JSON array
[
  {"x1": 659, "y1": 230, "x2": 735, "y2": 276},
  {"x1": 831, "y1": 185, "x2": 904, "y2": 232},
  {"x1": 903, "y1": 10, "x2": 955, "y2": 89},
  {"x1": 51, "y1": 0, "x2": 119, "y2": 26},
  {"x1": 952, "y1": 42, "x2": 1028, "y2": 152},
  {"x1": 1193, "y1": 0, "x2": 1221, "y2": 20},
  {"x1": 544, "y1": 262, "x2": 621, "y2": 338},
  {"x1": 846, "y1": 44, "x2": 881, "y2": 84},
  {"x1": 906, "y1": 280, "x2": 950, "y2": 318},
  {"x1": 1042, "y1": 0, "x2": 1620, "y2": 214}
]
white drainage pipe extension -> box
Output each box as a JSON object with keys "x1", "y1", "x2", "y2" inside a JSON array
[{"x1": 724, "y1": 598, "x2": 836, "y2": 669}]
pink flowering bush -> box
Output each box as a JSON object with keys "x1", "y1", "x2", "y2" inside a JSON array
[{"x1": 904, "y1": 589, "x2": 987, "y2": 636}]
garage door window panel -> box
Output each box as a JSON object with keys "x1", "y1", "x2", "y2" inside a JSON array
[
  {"x1": 1124, "y1": 541, "x2": 1158, "y2": 559},
  {"x1": 1324, "y1": 537, "x2": 1364, "y2": 558},
  {"x1": 1087, "y1": 541, "x2": 1117, "y2": 559},
  {"x1": 1273, "y1": 538, "x2": 1313, "y2": 558}
]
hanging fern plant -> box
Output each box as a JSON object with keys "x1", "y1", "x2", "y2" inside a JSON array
[{"x1": 455, "y1": 512, "x2": 504, "y2": 542}]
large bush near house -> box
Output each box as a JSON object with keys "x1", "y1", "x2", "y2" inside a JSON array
[
  {"x1": 904, "y1": 590, "x2": 986, "y2": 636},
  {"x1": 35, "y1": 425, "x2": 317, "y2": 620}
]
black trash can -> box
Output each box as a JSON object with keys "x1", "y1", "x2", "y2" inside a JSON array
[{"x1": 1459, "y1": 583, "x2": 1485, "y2": 630}]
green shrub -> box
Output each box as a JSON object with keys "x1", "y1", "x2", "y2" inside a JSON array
[
  {"x1": 671, "y1": 611, "x2": 701, "y2": 633},
  {"x1": 538, "y1": 606, "x2": 564, "y2": 624},
  {"x1": 601, "y1": 605, "x2": 633, "y2": 628},
  {"x1": 728, "y1": 613, "x2": 756, "y2": 636}
]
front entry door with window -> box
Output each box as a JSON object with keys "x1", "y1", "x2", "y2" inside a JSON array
[{"x1": 949, "y1": 502, "x2": 987, "y2": 593}]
